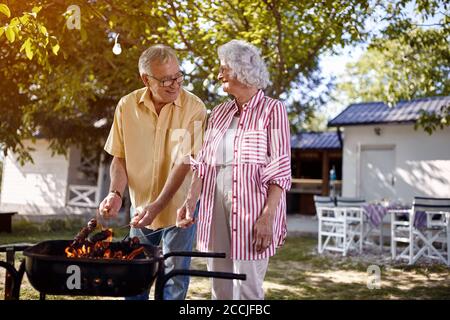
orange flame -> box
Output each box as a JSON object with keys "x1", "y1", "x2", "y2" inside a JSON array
[{"x1": 64, "y1": 227, "x2": 143, "y2": 260}]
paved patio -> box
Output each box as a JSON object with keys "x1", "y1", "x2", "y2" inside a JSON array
[{"x1": 287, "y1": 214, "x2": 318, "y2": 236}]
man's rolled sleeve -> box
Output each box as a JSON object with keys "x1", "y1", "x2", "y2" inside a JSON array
[{"x1": 104, "y1": 98, "x2": 125, "y2": 158}]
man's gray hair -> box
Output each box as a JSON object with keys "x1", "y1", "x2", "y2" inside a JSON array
[
  {"x1": 138, "y1": 44, "x2": 179, "y2": 76},
  {"x1": 218, "y1": 40, "x2": 270, "y2": 89}
]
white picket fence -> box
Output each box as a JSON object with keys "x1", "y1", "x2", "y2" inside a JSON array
[{"x1": 67, "y1": 184, "x2": 98, "y2": 208}]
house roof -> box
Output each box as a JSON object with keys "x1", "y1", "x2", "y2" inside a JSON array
[
  {"x1": 291, "y1": 132, "x2": 342, "y2": 150},
  {"x1": 328, "y1": 96, "x2": 450, "y2": 127}
]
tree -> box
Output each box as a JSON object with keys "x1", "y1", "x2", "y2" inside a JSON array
[
  {"x1": 1, "y1": 0, "x2": 447, "y2": 162},
  {"x1": 1, "y1": 0, "x2": 375, "y2": 162},
  {"x1": 339, "y1": 28, "x2": 449, "y2": 101},
  {"x1": 336, "y1": 0, "x2": 450, "y2": 133}
]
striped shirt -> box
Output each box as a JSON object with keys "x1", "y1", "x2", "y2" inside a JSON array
[{"x1": 191, "y1": 90, "x2": 291, "y2": 260}]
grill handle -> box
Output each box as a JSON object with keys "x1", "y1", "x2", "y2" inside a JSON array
[
  {"x1": 154, "y1": 269, "x2": 246, "y2": 300},
  {"x1": 163, "y1": 251, "x2": 226, "y2": 259}
]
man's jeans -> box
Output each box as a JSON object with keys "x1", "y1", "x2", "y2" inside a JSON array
[{"x1": 125, "y1": 204, "x2": 198, "y2": 300}]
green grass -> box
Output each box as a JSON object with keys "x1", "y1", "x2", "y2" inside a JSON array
[{"x1": 1, "y1": 221, "x2": 450, "y2": 300}]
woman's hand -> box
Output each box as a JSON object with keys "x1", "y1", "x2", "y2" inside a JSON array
[
  {"x1": 253, "y1": 206, "x2": 275, "y2": 253},
  {"x1": 176, "y1": 199, "x2": 196, "y2": 228}
]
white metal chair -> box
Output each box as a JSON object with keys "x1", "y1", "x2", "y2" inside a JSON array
[
  {"x1": 316, "y1": 196, "x2": 365, "y2": 256},
  {"x1": 336, "y1": 197, "x2": 366, "y2": 254},
  {"x1": 390, "y1": 197, "x2": 450, "y2": 265},
  {"x1": 316, "y1": 195, "x2": 340, "y2": 255}
]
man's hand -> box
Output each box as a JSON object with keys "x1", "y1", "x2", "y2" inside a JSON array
[
  {"x1": 253, "y1": 206, "x2": 275, "y2": 253},
  {"x1": 99, "y1": 193, "x2": 122, "y2": 219},
  {"x1": 176, "y1": 199, "x2": 196, "y2": 228},
  {"x1": 130, "y1": 202, "x2": 163, "y2": 228}
]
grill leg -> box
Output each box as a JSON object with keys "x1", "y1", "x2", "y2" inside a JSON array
[
  {"x1": 0, "y1": 260, "x2": 25, "y2": 300},
  {"x1": 5, "y1": 248, "x2": 15, "y2": 300}
]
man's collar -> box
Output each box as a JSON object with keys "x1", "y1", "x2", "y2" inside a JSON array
[{"x1": 139, "y1": 87, "x2": 183, "y2": 110}]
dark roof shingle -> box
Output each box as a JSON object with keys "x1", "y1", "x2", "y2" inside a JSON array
[
  {"x1": 328, "y1": 96, "x2": 450, "y2": 127},
  {"x1": 291, "y1": 132, "x2": 341, "y2": 150}
]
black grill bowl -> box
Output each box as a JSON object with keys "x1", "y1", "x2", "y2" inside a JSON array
[{"x1": 23, "y1": 240, "x2": 161, "y2": 297}]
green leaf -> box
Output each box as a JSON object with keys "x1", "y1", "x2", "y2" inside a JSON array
[
  {"x1": 0, "y1": 3, "x2": 11, "y2": 18},
  {"x1": 25, "y1": 40, "x2": 33, "y2": 60},
  {"x1": 39, "y1": 25, "x2": 48, "y2": 35},
  {"x1": 5, "y1": 26, "x2": 15, "y2": 43},
  {"x1": 52, "y1": 44, "x2": 60, "y2": 55},
  {"x1": 32, "y1": 6, "x2": 42, "y2": 14},
  {"x1": 19, "y1": 38, "x2": 30, "y2": 52},
  {"x1": 9, "y1": 17, "x2": 20, "y2": 27}
]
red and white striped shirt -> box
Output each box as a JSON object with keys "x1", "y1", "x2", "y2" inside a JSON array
[{"x1": 191, "y1": 90, "x2": 291, "y2": 260}]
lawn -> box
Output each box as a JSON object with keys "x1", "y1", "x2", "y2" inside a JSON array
[{"x1": 1, "y1": 219, "x2": 449, "y2": 300}]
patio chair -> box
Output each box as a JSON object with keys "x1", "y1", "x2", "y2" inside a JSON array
[
  {"x1": 390, "y1": 197, "x2": 450, "y2": 265},
  {"x1": 316, "y1": 195, "x2": 363, "y2": 256},
  {"x1": 336, "y1": 197, "x2": 366, "y2": 254}
]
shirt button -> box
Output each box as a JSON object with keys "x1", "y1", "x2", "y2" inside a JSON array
[{"x1": 233, "y1": 229, "x2": 237, "y2": 232}]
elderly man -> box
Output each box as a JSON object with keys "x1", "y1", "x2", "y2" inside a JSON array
[{"x1": 99, "y1": 44, "x2": 206, "y2": 300}]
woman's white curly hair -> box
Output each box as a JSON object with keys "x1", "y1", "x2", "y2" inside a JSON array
[{"x1": 218, "y1": 40, "x2": 271, "y2": 89}]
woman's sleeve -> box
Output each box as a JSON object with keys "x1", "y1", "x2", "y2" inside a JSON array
[{"x1": 261, "y1": 101, "x2": 292, "y2": 190}]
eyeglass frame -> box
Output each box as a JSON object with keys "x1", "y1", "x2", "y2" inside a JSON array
[{"x1": 146, "y1": 71, "x2": 185, "y2": 87}]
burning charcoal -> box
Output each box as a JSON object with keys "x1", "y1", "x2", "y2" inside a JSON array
[
  {"x1": 71, "y1": 218, "x2": 98, "y2": 247},
  {"x1": 92, "y1": 242, "x2": 106, "y2": 258},
  {"x1": 126, "y1": 247, "x2": 144, "y2": 260},
  {"x1": 88, "y1": 229, "x2": 113, "y2": 243},
  {"x1": 130, "y1": 236, "x2": 140, "y2": 248},
  {"x1": 112, "y1": 250, "x2": 123, "y2": 259}
]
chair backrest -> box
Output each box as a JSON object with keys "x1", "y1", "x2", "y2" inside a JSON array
[
  {"x1": 313, "y1": 195, "x2": 335, "y2": 208},
  {"x1": 412, "y1": 197, "x2": 450, "y2": 213},
  {"x1": 313, "y1": 195, "x2": 335, "y2": 216},
  {"x1": 336, "y1": 196, "x2": 366, "y2": 208}
]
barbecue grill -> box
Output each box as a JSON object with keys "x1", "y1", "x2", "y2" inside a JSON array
[{"x1": 0, "y1": 240, "x2": 246, "y2": 300}]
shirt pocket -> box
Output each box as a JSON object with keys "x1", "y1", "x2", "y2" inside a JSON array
[{"x1": 240, "y1": 130, "x2": 268, "y2": 164}]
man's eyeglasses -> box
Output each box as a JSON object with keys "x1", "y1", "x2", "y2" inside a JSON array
[{"x1": 148, "y1": 72, "x2": 185, "y2": 87}]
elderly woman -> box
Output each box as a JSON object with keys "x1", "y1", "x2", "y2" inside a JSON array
[{"x1": 177, "y1": 40, "x2": 291, "y2": 300}]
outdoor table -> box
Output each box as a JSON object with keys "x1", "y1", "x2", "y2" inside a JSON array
[{"x1": 362, "y1": 204, "x2": 426, "y2": 228}]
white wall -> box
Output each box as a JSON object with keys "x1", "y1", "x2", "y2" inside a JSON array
[
  {"x1": 342, "y1": 124, "x2": 450, "y2": 203},
  {"x1": 0, "y1": 140, "x2": 70, "y2": 214}
]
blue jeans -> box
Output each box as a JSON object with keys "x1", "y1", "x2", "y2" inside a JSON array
[{"x1": 125, "y1": 204, "x2": 198, "y2": 300}]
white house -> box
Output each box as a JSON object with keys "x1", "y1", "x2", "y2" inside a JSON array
[
  {"x1": 328, "y1": 96, "x2": 450, "y2": 204},
  {"x1": 0, "y1": 139, "x2": 111, "y2": 218}
]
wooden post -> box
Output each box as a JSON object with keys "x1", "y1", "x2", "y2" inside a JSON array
[
  {"x1": 0, "y1": 212, "x2": 17, "y2": 233},
  {"x1": 322, "y1": 151, "x2": 329, "y2": 196}
]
